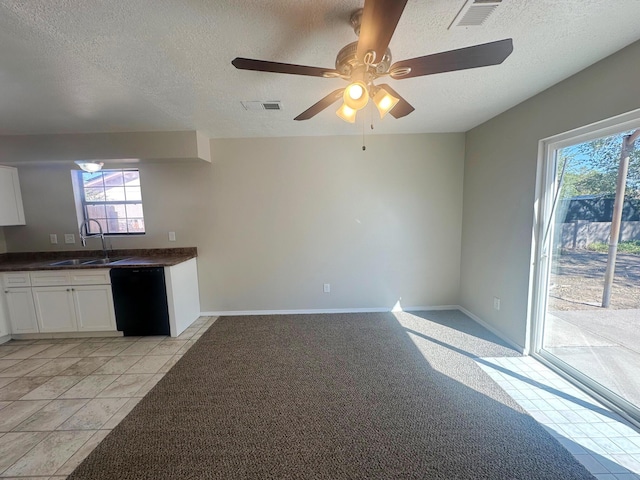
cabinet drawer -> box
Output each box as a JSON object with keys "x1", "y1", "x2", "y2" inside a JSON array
[
  {"x1": 70, "y1": 269, "x2": 111, "y2": 285},
  {"x1": 30, "y1": 270, "x2": 72, "y2": 286},
  {"x1": 2, "y1": 272, "x2": 31, "y2": 288}
]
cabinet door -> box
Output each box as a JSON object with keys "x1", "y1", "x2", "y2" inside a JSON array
[
  {"x1": 0, "y1": 166, "x2": 26, "y2": 226},
  {"x1": 74, "y1": 285, "x2": 117, "y2": 332},
  {"x1": 32, "y1": 286, "x2": 77, "y2": 333},
  {"x1": 0, "y1": 294, "x2": 9, "y2": 337},
  {"x1": 4, "y1": 288, "x2": 39, "y2": 334}
]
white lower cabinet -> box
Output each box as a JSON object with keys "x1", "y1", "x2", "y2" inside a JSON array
[
  {"x1": 4, "y1": 287, "x2": 39, "y2": 334},
  {"x1": 74, "y1": 285, "x2": 116, "y2": 331},
  {"x1": 32, "y1": 286, "x2": 78, "y2": 333},
  {"x1": 1, "y1": 269, "x2": 116, "y2": 335}
]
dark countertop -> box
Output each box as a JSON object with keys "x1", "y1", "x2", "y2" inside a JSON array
[{"x1": 0, "y1": 247, "x2": 197, "y2": 272}]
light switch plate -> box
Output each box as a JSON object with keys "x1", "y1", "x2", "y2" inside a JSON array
[
  {"x1": 49, "y1": 234, "x2": 58, "y2": 244},
  {"x1": 493, "y1": 297, "x2": 501, "y2": 310},
  {"x1": 168, "y1": 231, "x2": 176, "y2": 242},
  {"x1": 64, "y1": 234, "x2": 76, "y2": 244}
]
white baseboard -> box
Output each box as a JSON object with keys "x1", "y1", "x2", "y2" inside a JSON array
[
  {"x1": 456, "y1": 306, "x2": 525, "y2": 354},
  {"x1": 201, "y1": 305, "x2": 460, "y2": 317},
  {"x1": 11, "y1": 331, "x2": 123, "y2": 340},
  {"x1": 404, "y1": 305, "x2": 460, "y2": 312}
]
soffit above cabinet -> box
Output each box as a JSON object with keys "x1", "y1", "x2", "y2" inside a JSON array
[{"x1": 0, "y1": 130, "x2": 211, "y2": 166}]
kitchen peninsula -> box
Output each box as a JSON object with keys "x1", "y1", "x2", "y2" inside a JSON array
[{"x1": 0, "y1": 248, "x2": 199, "y2": 343}]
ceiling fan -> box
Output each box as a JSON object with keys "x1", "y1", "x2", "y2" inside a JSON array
[{"x1": 232, "y1": 0, "x2": 513, "y2": 123}]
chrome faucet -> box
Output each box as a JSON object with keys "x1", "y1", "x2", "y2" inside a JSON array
[{"x1": 79, "y1": 218, "x2": 109, "y2": 260}]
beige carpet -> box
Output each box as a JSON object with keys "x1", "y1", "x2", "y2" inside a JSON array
[{"x1": 69, "y1": 311, "x2": 595, "y2": 479}]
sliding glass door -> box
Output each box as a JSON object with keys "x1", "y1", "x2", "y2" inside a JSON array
[{"x1": 531, "y1": 113, "x2": 640, "y2": 424}]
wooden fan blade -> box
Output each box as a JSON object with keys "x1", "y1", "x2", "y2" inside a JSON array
[
  {"x1": 294, "y1": 89, "x2": 345, "y2": 121},
  {"x1": 377, "y1": 84, "x2": 415, "y2": 119},
  {"x1": 389, "y1": 39, "x2": 513, "y2": 79},
  {"x1": 356, "y1": 0, "x2": 408, "y2": 65},
  {"x1": 232, "y1": 57, "x2": 338, "y2": 78}
]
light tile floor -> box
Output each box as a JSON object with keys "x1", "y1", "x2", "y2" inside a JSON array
[
  {"x1": 0, "y1": 316, "x2": 215, "y2": 479},
  {"x1": 478, "y1": 356, "x2": 640, "y2": 480}
]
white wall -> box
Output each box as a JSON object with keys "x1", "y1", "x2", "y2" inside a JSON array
[
  {"x1": 4, "y1": 133, "x2": 465, "y2": 313},
  {"x1": 0, "y1": 227, "x2": 6, "y2": 253},
  {"x1": 206, "y1": 134, "x2": 464, "y2": 312},
  {"x1": 460, "y1": 39, "x2": 640, "y2": 348}
]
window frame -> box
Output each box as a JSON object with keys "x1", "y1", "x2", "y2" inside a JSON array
[
  {"x1": 76, "y1": 168, "x2": 146, "y2": 236},
  {"x1": 529, "y1": 108, "x2": 640, "y2": 427}
]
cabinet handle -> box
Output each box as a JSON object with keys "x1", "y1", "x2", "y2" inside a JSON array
[
  {"x1": 66, "y1": 288, "x2": 71, "y2": 292},
  {"x1": 4, "y1": 290, "x2": 8, "y2": 294}
]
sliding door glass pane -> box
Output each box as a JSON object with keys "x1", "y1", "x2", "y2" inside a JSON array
[{"x1": 541, "y1": 129, "x2": 640, "y2": 407}]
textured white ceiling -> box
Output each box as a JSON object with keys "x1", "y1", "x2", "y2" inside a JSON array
[{"x1": 1, "y1": 0, "x2": 639, "y2": 138}]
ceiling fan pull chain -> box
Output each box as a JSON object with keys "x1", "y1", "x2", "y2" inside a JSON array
[
  {"x1": 362, "y1": 111, "x2": 366, "y2": 151},
  {"x1": 370, "y1": 103, "x2": 375, "y2": 130}
]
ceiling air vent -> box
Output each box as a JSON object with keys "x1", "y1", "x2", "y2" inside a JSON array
[
  {"x1": 241, "y1": 101, "x2": 283, "y2": 111},
  {"x1": 449, "y1": 0, "x2": 502, "y2": 29}
]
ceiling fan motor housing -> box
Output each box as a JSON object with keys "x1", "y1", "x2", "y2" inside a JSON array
[{"x1": 335, "y1": 41, "x2": 392, "y2": 77}]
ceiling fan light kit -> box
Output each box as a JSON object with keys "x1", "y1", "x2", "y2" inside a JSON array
[
  {"x1": 372, "y1": 86, "x2": 400, "y2": 119},
  {"x1": 336, "y1": 104, "x2": 357, "y2": 123},
  {"x1": 343, "y1": 81, "x2": 369, "y2": 111},
  {"x1": 75, "y1": 161, "x2": 104, "y2": 173},
  {"x1": 233, "y1": 0, "x2": 513, "y2": 124}
]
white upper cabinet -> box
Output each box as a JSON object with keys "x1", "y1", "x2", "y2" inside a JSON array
[{"x1": 0, "y1": 166, "x2": 26, "y2": 226}]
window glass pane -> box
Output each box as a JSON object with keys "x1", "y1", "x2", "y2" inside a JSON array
[
  {"x1": 105, "y1": 186, "x2": 125, "y2": 201},
  {"x1": 103, "y1": 171, "x2": 124, "y2": 187},
  {"x1": 83, "y1": 172, "x2": 103, "y2": 186},
  {"x1": 84, "y1": 188, "x2": 105, "y2": 201},
  {"x1": 107, "y1": 219, "x2": 128, "y2": 234},
  {"x1": 125, "y1": 186, "x2": 142, "y2": 201},
  {"x1": 104, "y1": 218, "x2": 119, "y2": 233},
  {"x1": 127, "y1": 218, "x2": 145, "y2": 233},
  {"x1": 125, "y1": 203, "x2": 144, "y2": 217},
  {"x1": 85, "y1": 204, "x2": 106, "y2": 218},
  {"x1": 105, "y1": 204, "x2": 126, "y2": 219},
  {"x1": 86, "y1": 219, "x2": 106, "y2": 234},
  {"x1": 123, "y1": 171, "x2": 140, "y2": 186},
  {"x1": 88, "y1": 218, "x2": 108, "y2": 234}
]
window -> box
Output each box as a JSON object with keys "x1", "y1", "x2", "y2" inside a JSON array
[{"x1": 76, "y1": 169, "x2": 145, "y2": 235}]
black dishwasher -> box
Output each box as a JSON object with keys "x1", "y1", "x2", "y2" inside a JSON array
[{"x1": 110, "y1": 267, "x2": 170, "y2": 336}]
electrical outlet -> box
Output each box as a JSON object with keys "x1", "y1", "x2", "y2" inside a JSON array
[
  {"x1": 493, "y1": 297, "x2": 501, "y2": 311},
  {"x1": 64, "y1": 234, "x2": 76, "y2": 244},
  {"x1": 323, "y1": 283, "x2": 331, "y2": 293},
  {"x1": 49, "y1": 234, "x2": 58, "y2": 245},
  {"x1": 168, "y1": 231, "x2": 176, "y2": 242}
]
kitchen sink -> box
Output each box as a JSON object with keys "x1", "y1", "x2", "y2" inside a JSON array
[
  {"x1": 105, "y1": 257, "x2": 133, "y2": 265},
  {"x1": 48, "y1": 257, "x2": 132, "y2": 266},
  {"x1": 49, "y1": 259, "x2": 83, "y2": 266},
  {"x1": 81, "y1": 258, "x2": 112, "y2": 265}
]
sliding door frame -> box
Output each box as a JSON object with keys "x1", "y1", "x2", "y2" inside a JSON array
[{"x1": 529, "y1": 108, "x2": 640, "y2": 427}]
